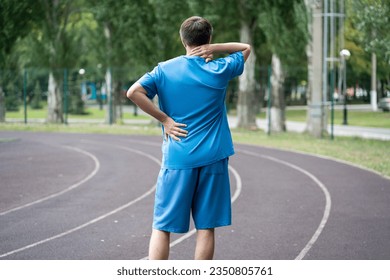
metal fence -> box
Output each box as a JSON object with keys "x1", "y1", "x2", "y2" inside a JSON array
[
  {"x1": 0, "y1": 66, "x2": 374, "y2": 125},
  {"x1": 0, "y1": 67, "x2": 139, "y2": 124}
]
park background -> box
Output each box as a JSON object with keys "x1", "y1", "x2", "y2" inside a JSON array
[{"x1": 0, "y1": 0, "x2": 389, "y2": 176}]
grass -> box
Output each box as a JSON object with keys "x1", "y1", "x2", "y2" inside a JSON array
[
  {"x1": 0, "y1": 122, "x2": 160, "y2": 136},
  {"x1": 285, "y1": 109, "x2": 390, "y2": 128},
  {"x1": 6, "y1": 106, "x2": 390, "y2": 128},
  {"x1": 0, "y1": 122, "x2": 389, "y2": 178},
  {"x1": 231, "y1": 129, "x2": 390, "y2": 178},
  {"x1": 230, "y1": 107, "x2": 390, "y2": 128},
  {"x1": 5, "y1": 106, "x2": 150, "y2": 121}
]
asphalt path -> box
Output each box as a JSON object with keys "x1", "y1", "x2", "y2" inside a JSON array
[{"x1": 0, "y1": 131, "x2": 389, "y2": 260}]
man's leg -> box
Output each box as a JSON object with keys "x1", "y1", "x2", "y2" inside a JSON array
[
  {"x1": 194, "y1": 229, "x2": 215, "y2": 260},
  {"x1": 149, "y1": 229, "x2": 170, "y2": 260}
]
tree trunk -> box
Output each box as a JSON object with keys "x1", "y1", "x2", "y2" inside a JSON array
[
  {"x1": 113, "y1": 80, "x2": 123, "y2": 123},
  {"x1": 237, "y1": 20, "x2": 257, "y2": 130},
  {"x1": 105, "y1": 68, "x2": 113, "y2": 124},
  {"x1": 0, "y1": 86, "x2": 5, "y2": 122},
  {"x1": 104, "y1": 72, "x2": 122, "y2": 124},
  {"x1": 269, "y1": 54, "x2": 286, "y2": 132},
  {"x1": 47, "y1": 71, "x2": 63, "y2": 123},
  {"x1": 306, "y1": 0, "x2": 325, "y2": 138},
  {"x1": 370, "y1": 52, "x2": 378, "y2": 111},
  {"x1": 304, "y1": 0, "x2": 313, "y2": 129}
]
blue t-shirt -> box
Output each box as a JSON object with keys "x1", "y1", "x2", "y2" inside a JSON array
[{"x1": 138, "y1": 51, "x2": 244, "y2": 169}]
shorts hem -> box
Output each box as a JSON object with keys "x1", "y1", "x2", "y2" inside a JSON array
[
  {"x1": 153, "y1": 226, "x2": 189, "y2": 234},
  {"x1": 195, "y1": 222, "x2": 231, "y2": 230},
  {"x1": 153, "y1": 222, "x2": 231, "y2": 233}
]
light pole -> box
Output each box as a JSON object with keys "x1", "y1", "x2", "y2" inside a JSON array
[
  {"x1": 339, "y1": 49, "x2": 350, "y2": 125},
  {"x1": 78, "y1": 68, "x2": 87, "y2": 102}
]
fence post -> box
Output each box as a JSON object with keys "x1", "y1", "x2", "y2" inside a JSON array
[
  {"x1": 63, "y1": 69, "x2": 68, "y2": 125},
  {"x1": 106, "y1": 68, "x2": 113, "y2": 125},
  {"x1": 330, "y1": 68, "x2": 335, "y2": 140},
  {"x1": 23, "y1": 69, "x2": 27, "y2": 124},
  {"x1": 267, "y1": 65, "x2": 272, "y2": 135}
]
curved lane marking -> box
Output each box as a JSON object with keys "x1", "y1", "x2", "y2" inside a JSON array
[
  {"x1": 237, "y1": 149, "x2": 332, "y2": 260},
  {"x1": 0, "y1": 144, "x2": 160, "y2": 258},
  {"x1": 0, "y1": 146, "x2": 100, "y2": 216}
]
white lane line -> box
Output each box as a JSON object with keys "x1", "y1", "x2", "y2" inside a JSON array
[
  {"x1": 0, "y1": 185, "x2": 157, "y2": 258},
  {"x1": 238, "y1": 149, "x2": 332, "y2": 260},
  {"x1": 0, "y1": 146, "x2": 100, "y2": 216},
  {"x1": 81, "y1": 139, "x2": 161, "y2": 165},
  {"x1": 125, "y1": 139, "x2": 161, "y2": 148},
  {"x1": 0, "y1": 145, "x2": 160, "y2": 259},
  {"x1": 140, "y1": 164, "x2": 243, "y2": 260}
]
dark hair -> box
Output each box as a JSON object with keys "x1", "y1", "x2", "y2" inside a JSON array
[{"x1": 180, "y1": 16, "x2": 213, "y2": 47}]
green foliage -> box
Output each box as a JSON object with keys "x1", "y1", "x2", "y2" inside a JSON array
[
  {"x1": 1, "y1": 0, "x2": 386, "y2": 72},
  {"x1": 5, "y1": 83, "x2": 20, "y2": 112},
  {"x1": 345, "y1": 0, "x2": 390, "y2": 87},
  {"x1": 0, "y1": 0, "x2": 40, "y2": 67},
  {"x1": 30, "y1": 82, "x2": 43, "y2": 109},
  {"x1": 258, "y1": 0, "x2": 308, "y2": 66},
  {"x1": 2, "y1": 0, "x2": 387, "y2": 115},
  {"x1": 0, "y1": 0, "x2": 309, "y2": 75},
  {"x1": 148, "y1": 0, "x2": 190, "y2": 60},
  {"x1": 90, "y1": 0, "x2": 161, "y2": 78},
  {"x1": 231, "y1": 128, "x2": 390, "y2": 177},
  {"x1": 68, "y1": 90, "x2": 86, "y2": 115},
  {"x1": 349, "y1": 0, "x2": 390, "y2": 61},
  {"x1": 5, "y1": 96, "x2": 20, "y2": 112}
]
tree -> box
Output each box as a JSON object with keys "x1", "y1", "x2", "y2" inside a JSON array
[
  {"x1": 35, "y1": 1, "x2": 66, "y2": 123},
  {"x1": 0, "y1": 0, "x2": 39, "y2": 65},
  {"x1": 4, "y1": 0, "x2": 311, "y2": 130},
  {"x1": 11, "y1": 0, "x2": 97, "y2": 123},
  {"x1": 235, "y1": 0, "x2": 260, "y2": 129},
  {"x1": 149, "y1": 0, "x2": 190, "y2": 60},
  {"x1": 305, "y1": 0, "x2": 326, "y2": 138},
  {"x1": 258, "y1": 0, "x2": 308, "y2": 132},
  {"x1": 91, "y1": 0, "x2": 164, "y2": 124},
  {"x1": 0, "y1": 0, "x2": 39, "y2": 122},
  {"x1": 26, "y1": 0, "x2": 85, "y2": 123},
  {"x1": 349, "y1": 0, "x2": 390, "y2": 111}
]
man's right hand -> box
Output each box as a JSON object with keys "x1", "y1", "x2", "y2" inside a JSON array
[{"x1": 162, "y1": 117, "x2": 188, "y2": 141}]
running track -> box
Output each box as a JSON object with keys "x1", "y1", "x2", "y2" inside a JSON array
[{"x1": 0, "y1": 131, "x2": 389, "y2": 260}]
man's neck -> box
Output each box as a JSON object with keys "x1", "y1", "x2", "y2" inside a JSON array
[{"x1": 185, "y1": 45, "x2": 197, "y2": 56}]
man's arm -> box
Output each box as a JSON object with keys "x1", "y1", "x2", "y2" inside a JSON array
[
  {"x1": 189, "y1": 43, "x2": 251, "y2": 62},
  {"x1": 126, "y1": 83, "x2": 188, "y2": 141}
]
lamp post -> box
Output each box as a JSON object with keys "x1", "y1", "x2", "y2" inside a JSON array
[
  {"x1": 79, "y1": 68, "x2": 86, "y2": 100},
  {"x1": 339, "y1": 49, "x2": 350, "y2": 125}
]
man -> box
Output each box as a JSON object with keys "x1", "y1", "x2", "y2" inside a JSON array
[{"x1": 127, "y1": 16, "x2": 250, "y2": 260}]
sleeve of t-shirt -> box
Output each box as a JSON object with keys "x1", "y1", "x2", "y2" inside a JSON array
[
  {"x1": 225, "y1": 51, "x2": 245, "y2": 80},
  {"x1": 137, "y1": 65, "x2": 160, "y2": 99}
]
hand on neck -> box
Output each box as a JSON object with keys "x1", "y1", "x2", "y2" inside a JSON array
[{"x1": 185, "y1": 45, "x2": 197, "y2": 56}]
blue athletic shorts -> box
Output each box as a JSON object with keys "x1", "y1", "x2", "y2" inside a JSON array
[{"x1": 153, "y1": 158, "x2": 231, "y2": 233}]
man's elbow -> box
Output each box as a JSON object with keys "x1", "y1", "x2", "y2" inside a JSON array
[
  {"x1": 243, "y1": 44, "x2": 251, "y2": 61},
  {"x1": 247, "y1": 44, "x2": 251, "y2": 54},
  {"x1": 126, "y1": 88, "x2": 133, "y2": 100},
  {"x1": 126, "y1": 85, "x2": 136, "y2": 101},
  {"x1": 127, "y1": 83, "x2": 147, "y2": 102}
]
